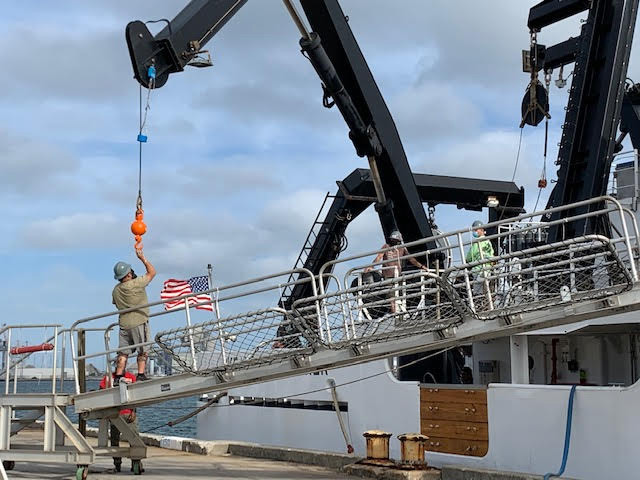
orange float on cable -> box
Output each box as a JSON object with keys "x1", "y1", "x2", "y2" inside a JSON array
[{"x1": 131, "y1": 208, "x2": 147, "y2": 249}]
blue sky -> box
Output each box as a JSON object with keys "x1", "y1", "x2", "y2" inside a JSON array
[{"x1": 1, "y1": 1, "x2": 639, "y2": 365}]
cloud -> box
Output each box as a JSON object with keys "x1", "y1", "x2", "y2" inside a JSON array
[
  {"x1": 21, "y1": 213, "x2": 126, "y2": 249},
  {"x1": 3, "y1": 0, "x2": 636, "y2": 334},
  {"x1": 392, "y1": 82, "x2": 482, "y2": 145},
  {"x1": 142, "y1": 189, "x2": 328, "y2": 283},
  {"x1": 0, "y1": 129, "x2": 80, "y2": 196},
  {"x1": 414, "y1": 130, "x2": 538, "y2": 182},
  {"x1": 0, "y1": 27, "x2": 130, "y2": 102},
  {"x1": 155, "y1": 160, "x2": 282, "y2": 197}
]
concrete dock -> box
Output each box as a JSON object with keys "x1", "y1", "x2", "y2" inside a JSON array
[
  {"x1": 4, "y1": 430, "x2": 575, "y2": 480},
  {"x1": 5, "y1": 431, "x2": 355, "y2": 479}
]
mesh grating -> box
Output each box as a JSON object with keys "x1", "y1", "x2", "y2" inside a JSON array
[
  {"x1": 155, "y1": 307, "x2": 314, "y2": 376},
  {"x1": 155, "y1": 228, "x2": 635, "y2": 376},
  {"x1": 464, "y1": 237, "x2": 632, "y2": 320},
  {"x1": 292, "y1": 272, "x2": 473, "y2": 349}
]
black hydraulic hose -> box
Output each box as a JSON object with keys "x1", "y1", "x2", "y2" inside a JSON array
[{"x1": 299, "y1": 32, "x2": 381, "y2": 158}]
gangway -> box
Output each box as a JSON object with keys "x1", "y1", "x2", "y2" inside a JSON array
[{"x1": 2, "y1": 197, "x2": 640, "y2": 477}]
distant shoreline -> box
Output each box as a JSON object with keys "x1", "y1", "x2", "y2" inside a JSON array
[{"x1": 3, "y1": 377, "x2": 103, "y2": 382}]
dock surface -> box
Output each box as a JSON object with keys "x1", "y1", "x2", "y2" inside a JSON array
[{"x1": 7, "y1": 430, "x2": 355, "y2": 479}]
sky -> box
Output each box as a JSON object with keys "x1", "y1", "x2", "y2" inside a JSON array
[{"x1": 1, "y1": 1, "x2": 639, "y2": 364}]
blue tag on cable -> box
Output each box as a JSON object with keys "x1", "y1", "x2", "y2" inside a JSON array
[
  {"x1": 137, "y1": 134, "x2": 148, "y2": 143},
  {"x1": 147, "y1": 65, "x2": 156, "y2": 80}
]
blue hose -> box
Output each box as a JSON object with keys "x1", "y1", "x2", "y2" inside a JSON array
[{"x1": 543, "y1": 385, "x2": 577, "y2": 480}]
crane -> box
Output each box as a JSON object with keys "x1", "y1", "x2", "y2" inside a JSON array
[
  {"x1": 520, "y1": 0, "x2": 640, "y2": 241},
  {"x1": 125, "y1": 0, "x2": 525, "y2": 382}
]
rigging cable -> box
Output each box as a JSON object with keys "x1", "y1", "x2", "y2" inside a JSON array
[
  {"x1": 499, "y1": 127, "x2": 524, "y2": 221},
  {"x1": 131, "y1": 65, "x2": 156, "y2": 250},
  {"x1": 533, "y1": 71, "x2": 552, "y2": 213}
]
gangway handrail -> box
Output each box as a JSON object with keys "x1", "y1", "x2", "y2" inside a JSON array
[
  {"x1": 75, "y1": 341, "x2": 156, "y2": 362},
  {"x1": 318, "y1": 196, "x2": 639, "y2": 292},
  {"x1": 337, "y1": 235, "x2": 621, "y2": 314},
  {"x1": 65, "y1": 267, "x2": 318, "y2": 392},
  {"x1": 337, "y1": 209, "x2": 633, "y2": 309},
  {"x1": 75, "y1": 278, "x2": 333, "y2": 389},
  {"x1": 2, "y1": 324, "x2": 61, "y2": 395},
  {"x1": 439, "y1": 235, "x2": 629, "y2": 280},
  {"x1": 325, "y1": 199, "x2": 629, "y2": 283},
  {"x1": 68, "y1": 267, "x2": 317, "y2": 333},
  {"x1": 73, "y1": 283, "x2": 640, "y2": 415},
  {"x1": 0, "y1": 324, "x2": 62, "y2": 336},
  {"x1": 621, "y1": 207, "x2": 640, "y2": 251},
  {"x1": 43, "y1": 196, "x2": 639, "y2": 398}
]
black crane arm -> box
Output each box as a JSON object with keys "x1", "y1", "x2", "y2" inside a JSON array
[
  {"x1": 126, "y1": 0, "x2": 248, "y2": 89},
  {"x1": 521, "y1": 0, "x2": 639, "y2": 241},
  {"x1": 126, "y1": 0, "x2": 435, "y2": 245}
]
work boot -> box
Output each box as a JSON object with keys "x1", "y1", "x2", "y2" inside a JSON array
[{"x1": 136, "y1": 373, "x2": 150, "y2": 382}]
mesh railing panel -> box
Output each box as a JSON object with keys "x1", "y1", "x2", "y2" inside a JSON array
[
  {"x1": 460, "y1": 237, "x2": 632, "y2": 320},
  {"x1": 154, "y1": 227, "x2": 636, "y2": 376},
  {"x1": 292, "y1": 272, "x2": 473, "y2": 349},
  {"x1": 155, "y1": 307, "x2": 314, "y2": 376}
]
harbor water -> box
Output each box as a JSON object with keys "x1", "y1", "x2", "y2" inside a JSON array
[{"x1": 2, "y1": 379, "x2": 199, "y2": 437}]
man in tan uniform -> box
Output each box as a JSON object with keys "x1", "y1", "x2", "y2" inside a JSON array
[
  {"x1": 366, "y1": 230, "x2": 428, "y2": 313},
  {"x1": 112, "y1": 248, "x2": 156, "y2": 385}
]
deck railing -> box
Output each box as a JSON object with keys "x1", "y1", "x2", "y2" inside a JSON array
[{"x1": 3, "y1": 196, "x2": 638, "y2": 384}]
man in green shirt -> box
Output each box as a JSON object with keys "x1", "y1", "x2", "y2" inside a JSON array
[
  {"x1": 112, "y1": 248, "x2": 156, "y2": 385},
  {"x1": 465, "y1": 220, "x2": 494, "y2": 269},
  {"x1": 465, "y1": 220, "x2": 494, "y2": 302}
]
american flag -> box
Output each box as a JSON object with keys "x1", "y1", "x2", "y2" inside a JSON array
[{"x1": 161, "y1": 276, "x2": 214, "y2": 311}]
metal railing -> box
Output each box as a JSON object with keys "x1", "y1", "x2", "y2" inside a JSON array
[
  {"x1": 154, "y1": 196, "x2": 638, "y2": 374},
  {"x1": 609, "y1": 149, "x2": 639, "y2": 207},
  {"x1": 63, "y1": 267, "x2": 319, "y2": 390},
  {"x1": 4, "y1": 197, "x2": 638, "y2": 385},
  {"x1": 0, "y1": 325, "x2": 61, "y2": 395}
]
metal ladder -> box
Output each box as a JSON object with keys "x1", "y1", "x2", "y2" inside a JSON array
[{"x1": 279, "y1": 192, "x2": 335, "y2": 307}]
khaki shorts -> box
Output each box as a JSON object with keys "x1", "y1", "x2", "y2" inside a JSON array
[{"x1": 118, "y1": 323, "x2": 150, "y2": 356}]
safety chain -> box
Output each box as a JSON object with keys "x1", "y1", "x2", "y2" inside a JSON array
[
  {"x1": 530, "y1": 30, "x2": 538, "y2": 77},
  {"x1": 544, "y1": 69, "x2": 552, "y2": 91}
]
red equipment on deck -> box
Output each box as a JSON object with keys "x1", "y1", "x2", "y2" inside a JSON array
[{"x1": 10, "y1": 343, "x2": 54, "y2": 355}]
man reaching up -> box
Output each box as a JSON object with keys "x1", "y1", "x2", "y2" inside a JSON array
[{"x1": 112, "y1": 248, "x2": 156, "y2": 385}]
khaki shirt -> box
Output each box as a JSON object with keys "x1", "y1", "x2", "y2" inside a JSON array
[
  {"x1": 112, "y1": 275, "x2": 151, "y2": 329},
  {"x1": 381, "y1": 244, "x2": 409, "y2": 279}
]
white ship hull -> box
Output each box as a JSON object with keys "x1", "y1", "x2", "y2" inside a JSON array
[
  {"x1": 195, "y1": 160, "x2": 640, "y2": 479},
  {"x1": 196, "y1": 305, "x2": 640, "y2": 480}
]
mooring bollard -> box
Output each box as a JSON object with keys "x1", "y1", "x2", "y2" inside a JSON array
[
  {"x1": 397, "y1": 433, "x2": 429, "y2": 466},
  {"x1": 363, "y1": 430, "x2": 392, "y2": 461}
]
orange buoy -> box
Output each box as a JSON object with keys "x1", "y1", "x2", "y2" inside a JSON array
[{"x1": 131, "y1": 209, "x2": 147, "y2": 249}]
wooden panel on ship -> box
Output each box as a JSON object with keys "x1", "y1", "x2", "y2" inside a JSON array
[{"x1": 420, "y1": 385, "x2": 488, "y2": 457}]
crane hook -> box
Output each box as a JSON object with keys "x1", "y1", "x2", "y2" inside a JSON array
[{"x1": 131, "y1": 196, "x2": 147, "y2": 250}]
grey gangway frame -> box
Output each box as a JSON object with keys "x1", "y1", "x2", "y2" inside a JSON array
[
  {"x1": 3, "y1": 197, "x2": 640, "y2": 475},
  {"x1": 156, "y1": 196, "x2": 638, "y2": 370}
]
